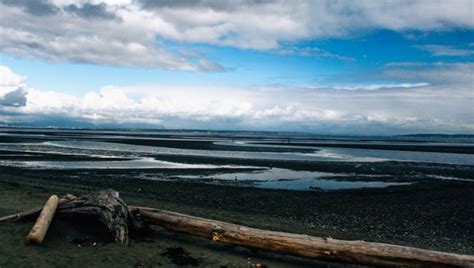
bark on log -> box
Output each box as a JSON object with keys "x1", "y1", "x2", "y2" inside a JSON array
[
  {"x1": 57, "y1": 189, "x2": 137, "y2": 245},
  {"x1": 25, "y1": 195, "x2": 59, "y2": 245},
  {"x1": 132, "y1": 207, "x2": 474, "y2": 267}
]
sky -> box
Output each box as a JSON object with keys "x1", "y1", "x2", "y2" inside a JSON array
[{"x1": 0, "y1": 0, "x2": 473, "y2": 135}]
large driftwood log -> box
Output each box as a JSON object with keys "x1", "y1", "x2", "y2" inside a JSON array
[
  {"x1": 57, "y1": 189, "x2": 137, "y2": 245},
  {"x1": 25, "y1": 195, "x2": 59, "y2": 245},
  {"x1": 132, "y1": 207, "x2": 474, "y2": 267}
]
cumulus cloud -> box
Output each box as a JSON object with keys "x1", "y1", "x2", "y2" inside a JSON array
[
  {"x1": 0, "y1": 65, "x2": 25, "y2": 93},
  {"x1": 1, "y1": 65, "x2": 472, "y2": 134},
  {"x1": 1, "y1": 0, "x2": 473, "y2": 70},
  {"x1": 0, "y1": 1, "x2": 225, "y2": 71}
]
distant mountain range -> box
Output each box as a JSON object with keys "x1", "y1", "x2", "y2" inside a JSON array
[
  {"x1": 1, "y1": 125, "x2": 473, "y2": 139},
  {"x1": 396, "y1": 134, "x2": 474, "y2": 138}
]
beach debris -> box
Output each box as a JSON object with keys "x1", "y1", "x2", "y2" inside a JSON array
[
  {"x1": 25, "y1": 195, "x2": 59, "y2": 245},
  {"x1": 1, "y1": 190, "x2": 138, "y2": 245},
  {"x1": 57, "y1": 189, "x2": 139, "y2": 245},
  {"x1": 160, "y1": 246, "x2": 200, "y2": 266},
  {"x1": 2, "y1": 190, "x2": 474, "y2": 267},
  {"x1": 0, "y1": 193, "x2": 76, "y2": 222},
  {"x1": 134, "y1": 206, "x2": 474, "y2": 267}
]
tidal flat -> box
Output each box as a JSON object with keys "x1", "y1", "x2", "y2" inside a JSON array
[{"x1": 0, "y1": 128, "x2": 473, "y2": 267}]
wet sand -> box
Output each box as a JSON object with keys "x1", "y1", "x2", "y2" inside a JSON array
[{"x1": 256, "y1": 142, "x2": 474, "y2": 154}]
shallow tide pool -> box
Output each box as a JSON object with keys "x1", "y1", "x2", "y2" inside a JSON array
[{"x1": 175, "y1": 168, "x2": 412, "y2": 191}]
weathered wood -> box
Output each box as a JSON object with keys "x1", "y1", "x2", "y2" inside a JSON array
[
  {"x1": 3, "y1": 192, "x2": 474, "y2": 266},
  {"x1": 0, "y1": 194, "x2": 76, "y2": 222},
  {"x1": 57, "y1": 189, "x2": 136, "y2": 245},
  {"x1": 0, "y1": 207, "x2": 47, "y2": 222},
  {"x1": 25, "y1": 195, "x2": 59, "y2": 245},
  {"x1": 132, "y1": 206, "x2": 474, "y2": 267},
  {"x1": 1, "y1": 190, "x2": 136, "y2": 244}
]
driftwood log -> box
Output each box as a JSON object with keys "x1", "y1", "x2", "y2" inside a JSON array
[
  {"x1": 25, "y1": 195, "x2": 59, "y2": 245},
  {"x1": 133, "y1": 207, "x2": 474, "y2": 267},
  {"x1": 2, "y1": 190, "x2": 474, "y2": 267},
  {"x1": 56, "y1": 189, "x2": 138, "y2": 244},
  {"x1": 0, "y1": 194, "x2": 76, "y2": 222}
]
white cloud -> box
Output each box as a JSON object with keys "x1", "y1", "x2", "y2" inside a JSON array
[
  {"x1": 0, "y1": 2, "x2": 225, "y2": 71},
  {"x1": 384, "y1": 62, "x2": 474, "y2": 86},
  {"x1": 333, "y1": 83, "x2": 429, "y2": 91},
  {"x1": 414, "y1": 45, "x2": 474, "y2": 56},
  {"x1": 0, "y1": 65, "x2": 472, "y2": 134},
  {"x1": 1, "y1": 0, "x2": 473, "y2": 70},
  {"x1": 0, "y1": 65, "x2": 25, "y2": 94},
  {"x1": 141, "y1": 0, "x2": 474, "y2": 47}
]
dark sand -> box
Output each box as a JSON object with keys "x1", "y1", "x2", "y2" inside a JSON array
[
  {"x1": 0, "y1": 181, "x2": 357, "y2": 268},
  {"x1": 1, "y1": 167, "x2": 473, "y2": 267}
]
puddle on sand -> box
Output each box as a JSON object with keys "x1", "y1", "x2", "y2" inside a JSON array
[
  {"x1": 255, "y1": 179, "x2": 411, "y2": 191},
  {"x1": 177, "y1": 168, "x2": 412, "y2": 191}
]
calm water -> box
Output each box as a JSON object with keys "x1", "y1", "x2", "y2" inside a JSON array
[
  {"x1": 0, "y1": 129, "x2": 472, "y2": 190},
  {"x1": 176, "y1": 168, "x2": 411, "y2": 190},
  {"x1": 34, "y1": 140, "x2": 474, "y2": 165}
]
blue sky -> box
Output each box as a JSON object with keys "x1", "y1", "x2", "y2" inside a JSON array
[{"x1": 0, "y1": 0, "x2": 473, "y2": 134}]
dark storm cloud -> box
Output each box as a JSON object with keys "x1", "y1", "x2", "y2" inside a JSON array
[
  {"x1": 0, "y1": 0, "x2": 59, "y2": 16},
  {"x1": 1, "y1": 0, "x2": 117, "y2": 20},
  {"x1": 0, "y1": 87, "x2": 28, "y2": 107},
  {"x1": 64, "y1": 3, "x2": 118, "y2": 20}
]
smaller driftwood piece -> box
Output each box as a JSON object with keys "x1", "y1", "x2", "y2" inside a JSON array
[
  {"x1": 25, "y1": 195, "x2": 59, "y2": 245},
  {"x1": 0, "y1": 194, "x2": 76, "y2": 222}
]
